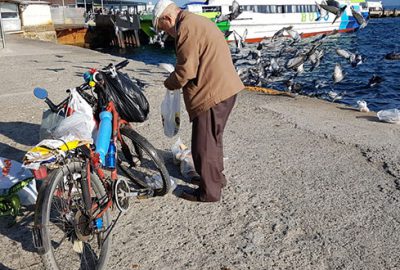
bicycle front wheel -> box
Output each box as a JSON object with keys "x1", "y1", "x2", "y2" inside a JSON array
[
  {"x1": 39, "y1": 162, "x2": 112, "y2": 270},
  {"x1": 117, "y1": 126, "x2": 171, "y2": 196}
]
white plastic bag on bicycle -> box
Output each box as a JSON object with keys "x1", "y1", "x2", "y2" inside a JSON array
[
  {"x1": 159, "y1": 63, "x2": 181, "y2": 138},
  {"x1": 53, "y1": 89, "x2": 96, "y2": 141}
]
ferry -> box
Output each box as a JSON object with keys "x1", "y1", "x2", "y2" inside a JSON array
[{"x1": 182, "y1": 0, "x2": 370, "y2": 43}]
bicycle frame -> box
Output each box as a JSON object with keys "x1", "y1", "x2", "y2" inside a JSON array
[{"x1": 82, "y1": 100, "x2": 128, "y2": 219}]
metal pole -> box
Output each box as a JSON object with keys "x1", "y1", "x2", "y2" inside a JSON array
[
  {"x1": 0, "y1": 11, "x2": 6, "y2": 49},
  {"x1": 101, "y1": 0, "x2": 104, "y2": 12}
]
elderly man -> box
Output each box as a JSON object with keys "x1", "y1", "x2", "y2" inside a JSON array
[{"x1": 153, "y1": 0, "x2": 244, "y2": 202}]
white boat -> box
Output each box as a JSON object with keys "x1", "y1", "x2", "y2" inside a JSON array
[
  {"x1": 183, "y1": 0, "x2": 369, "y2": 42},
  {"x1": 365, "y1": 0, "x2": 383, "y2": 11}
]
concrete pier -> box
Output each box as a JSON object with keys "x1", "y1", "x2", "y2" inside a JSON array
[
  {"x1": 370, "y1": 8, "x2": 400, "y2": 18},
  {"x1": 1, "y1": 35, "x2": 400, "y2": 270}
]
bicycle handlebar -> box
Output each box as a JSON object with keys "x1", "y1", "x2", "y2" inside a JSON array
[{"x1": 42, "y1": 59, "x2": 129, "y2": 113}]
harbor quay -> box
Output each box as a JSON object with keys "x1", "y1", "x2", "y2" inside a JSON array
[{"x1": 1, "y1": 35, "x2": 400, "y2": 269}]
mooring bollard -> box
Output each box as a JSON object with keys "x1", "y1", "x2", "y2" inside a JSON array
[{"x1": 0, "y1": 12, "x2": 6, "y2": 48}]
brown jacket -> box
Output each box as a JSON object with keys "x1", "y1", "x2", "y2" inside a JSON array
[{"x1": 164, "y1": 11, "x2": 244, "y2": 121}]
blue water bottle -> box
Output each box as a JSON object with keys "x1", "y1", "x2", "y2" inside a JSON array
[
  {"x1": 95, "y1": 111, "x2": 112, "y2": 165},
  {"x1": 105, "y1": 141, "x2": 116, "y2": 169}
]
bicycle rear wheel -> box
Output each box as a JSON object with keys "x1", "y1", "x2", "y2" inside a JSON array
[
  {"x1": 117, "y1": 126, "x2": 171, "y2": 196},
  {"x1": 39, "y1": 162, "x2": 112, "y2": 270}
]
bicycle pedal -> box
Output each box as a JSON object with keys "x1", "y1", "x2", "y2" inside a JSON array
[
  {"x1": 32, "y1": 227, "x2": 43, "y2": 249},
  {"x1": 136, "y1": 189, "x2": 154, "y2": 199}
]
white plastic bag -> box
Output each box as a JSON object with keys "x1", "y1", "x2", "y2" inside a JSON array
[
  {"x1": 161, "y1": 90, "x2": 181, "y2": 138},
  {"x1": 53, "y1": 89, "x2": 96, "y2": 140},
  {"x1": 53, "y1": 112, "x2": 94, "y2": 141},
  {"x1": 159, "y1": 63, "x2": 181, "y2": 138},
  {"x1": 377, "y1": 109, "x2": 400, "y2": 124},
  {"x1": 171, "y1": 138, "x2": 197, "y2": 179},
  {"x1": 68, "y1": 88, "x2": 93, "y2": 117}
]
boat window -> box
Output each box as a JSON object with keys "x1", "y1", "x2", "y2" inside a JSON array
[
  {"x1": 285, "y1": 5, "x2": 292, "y2": 13},
  {"x1": 257, "y1": 5, "x2": 271, "y2": 13},
  {"x1": 242, "y1": 5, "x2": 256, "y2": 12},
  {"x1": 276, "y1": 5, "x2": 283, "y2": 13},
  {"x1": 202, "y1": 6, "x2": 221, "y2": 12},
  {"x1": 257, "y1": 5, "x2": 265, "y2": 13}
]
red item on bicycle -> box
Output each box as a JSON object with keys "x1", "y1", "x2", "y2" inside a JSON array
[{"x1": 32, "y1": 166, "x2": 48, "y2": 180}]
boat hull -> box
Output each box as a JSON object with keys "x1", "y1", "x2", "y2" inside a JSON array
[{"x1": 224, "y1": 8, "x2": 369, "y2": 42}]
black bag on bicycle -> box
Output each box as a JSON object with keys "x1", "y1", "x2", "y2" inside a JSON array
[{"x1": 102, "y1": 71, "x2": 149, "y2": 122}]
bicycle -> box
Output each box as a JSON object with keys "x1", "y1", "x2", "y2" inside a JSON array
[{"x1": 27, "y1": 60, "x2": 171, "y2": 269}]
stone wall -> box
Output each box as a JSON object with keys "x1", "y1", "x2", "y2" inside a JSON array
[{"x1": 22, "y1": 23, "x2": 57, "y2": 42}]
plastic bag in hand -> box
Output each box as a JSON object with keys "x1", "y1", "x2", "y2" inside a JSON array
[
  {"x1": 161, "y1": 90, "x2": 180, "y2": 138},
  {"x1": 159, "y1": 63, "x2": 181, "y2": 138}
]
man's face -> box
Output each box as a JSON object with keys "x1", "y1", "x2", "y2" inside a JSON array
[{"x1": 156, "y1": 14, "x2": 177, "y2": 37}]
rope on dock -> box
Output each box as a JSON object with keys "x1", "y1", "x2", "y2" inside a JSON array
[{"x1": 245, "y1": 86, "x2": 295, "y2": 98}]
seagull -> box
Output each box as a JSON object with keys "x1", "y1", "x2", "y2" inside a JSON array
[{"x1": 357, "y1": 100, "x2": 370, "y2": 112}]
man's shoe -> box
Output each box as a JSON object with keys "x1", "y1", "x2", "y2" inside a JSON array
[
  {"x1": 190, "y1": 175, "x2": 201, "y2": 186},
  {"x1": 180, "y1": 188, "x2": 203, "y2": 202}
]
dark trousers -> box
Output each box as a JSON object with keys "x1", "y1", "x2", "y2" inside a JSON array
[{"x1": 191, "y1": 95, "x2": 237, "y2": 202}]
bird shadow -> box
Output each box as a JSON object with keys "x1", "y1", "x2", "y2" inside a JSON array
[
  {"x1": 356, "y1": 115, "x2": 382, "y2": 123},
  {"x1": 72, "y1": 65, "x2": 92, "y2": 70},
  {"x1": 338, "y1": 107, "x2": 358, "y2": 111},
  {"x1": 43, "y1": 68, "x2": 65, "y2": 73}
]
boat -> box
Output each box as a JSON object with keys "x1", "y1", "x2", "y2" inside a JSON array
[
  {"x1": 183, "y1": 0, "x2": 369, "y2": 42},
  {"x1": 140, "y1": 0, "x2": 369, "y2": 43}
]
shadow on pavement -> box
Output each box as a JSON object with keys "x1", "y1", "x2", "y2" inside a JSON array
[{"x1": 0, "y1": 122, "x2": 40, "y2": 161}]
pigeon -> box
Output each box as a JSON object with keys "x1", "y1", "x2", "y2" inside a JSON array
[
  {"x1": 367, "y1": 75, "x2": 384, "y2": 87},
  {"x1": 319, "y1": 4, "x2": 347, "y2": 24},
  {"x1": 332, "y1": 63, "x2": 344, "y2": 84},
  {"x1": 351, "y1": 6, "x2": 368, "y2": 29},
  {"x1": 315, "y1": 0, "x2": 328, "y2": 21},
  {"x1": 286, "y1": 28, "x2": 302, "y2": 45},
  {"x1": 215, "y1": 0, "x2": 242, "y2": 22},
  {"x1": 271, "y1": 26, "x2": 293, "y2": 41},
  {"x1": 328, "y1": 90, "x2": 346, "y2": 102}
]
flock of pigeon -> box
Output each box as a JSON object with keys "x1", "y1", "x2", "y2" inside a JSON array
[
  {"x1": 227, "y1": 5, "x2": 398, "y2": 111},
  {"x1": 150, "y1": 1, "x2": 400, "y2": 112}
]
